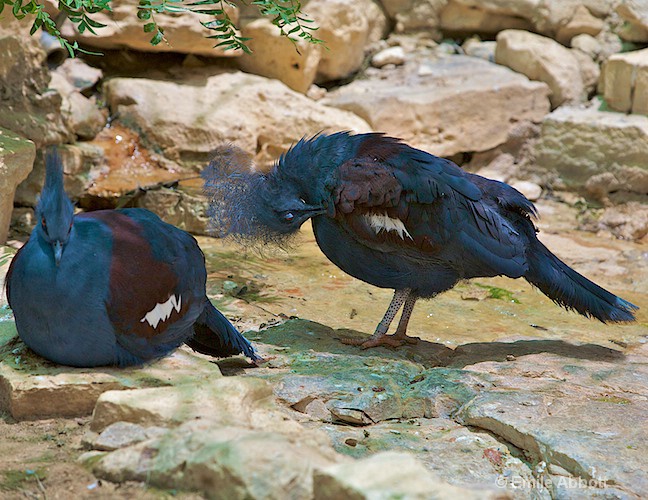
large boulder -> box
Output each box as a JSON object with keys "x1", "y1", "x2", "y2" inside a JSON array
[
  {"x1": 381, "y1": 0, "x2": 449, "y2": 34},
  {"x1": 440, "y1": 0, "x2": 535, "y2": 34},
  {"x1": 0, "y1": 130, "x2": 35, "y2": 244},
  {"x1": 308, "y1": 0, "x2": 389, "y2": 81},
  {"x1": 0, "y1": 34, "x2": 72, "y2": 146},
  {"x1": 602, "y1": 48, "x2": 648, "y2": 114},
  {"x1": 532, "y1": 106, "x2": 648, "y2": 198},
  {"x1": 103, "y1": 71, "x2": 372, "y2": 167},
  {"x1": 238, "y1": 19, "x2": 321, "y2": 93},
  {"x1": 323, "y1": 55, "x2": 549, "y2": 157},
  {"x1": 58, "y1": 0, "x2": 241, "y2": 56},
  {"x1": 496, "y1": 29, "x2": 593, "y2": 108}
]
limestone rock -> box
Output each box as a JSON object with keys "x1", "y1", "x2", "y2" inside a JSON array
[
  {"x1": 534, "y1": 0, "x2": 613, "y2": 36},
  {"x1": 238, "y1": 18, "x2": 321, "y2": 93},
  {"x1": 0, "y1": 332, "x2": 222, "y2": 420},
  {"x1": 308, "y1": 0, "x2": 389, "y2": 81},
  {"x1": 511, "y1": 180, "x2": 542, "y2": 201},
  {"x1": 93, "y1": 421, "x2": 167, "y2": 451},
  {"x1": 496, "y1": 30, "x2": 588, "y2": 108},
  {"x1": 602, "y1": 48, "x2": 648, "y2": 114},
  {"x1": 532, "y1": 106, "x2": 648, "y2": 194},
  {"x1": 91, "y1": 377, "x2": 274, "y2": 431},
  {"x1": 104, "y1": 71, "x2": 372, "y2": 167},
  {"x1": 93, "y1": 423, "x2": 340, "y2": 499},
  {"x1": 617, "y1": 0, "x2": 648, "y2": 42},
  {"x1": 571, "y1": 33, "x2": 602, "y2": 59},
  {"x1": 49, "y1": 72, "x2": 107, "y2": 140},
  {"x1": 381, "y1": 0, "x2": 448, "y2": 34},
  {"x1": 136, "y1": 179, "x2": 209, "y2": 235},
  {"x1": 371, "y1": 46, "x2": 406, "y2": 68},
  {"x1": 324, "y1": 55, "x2": 549, "y2": 157},
  {"x1": 0, "y1": 129, "x2": 35, "y2": 244},
  {"x1": 462, "y1": 38, "x2": 496, "y2": 62},
  {"x1": 55, "y1": 58, "x2": 103, "y2": 92},
  {"x1": 313, "y1": 451, "x2": 496, "y2": 499},
  {"x1": 440, "y1": 0, "x2": 534, "y2": 34},
  {"x1": 0, "y1": 35, "x2": 72, "y2": 146},
  {"x1": 555, "y1": 5, "x2": 604, "y2": 45},
  {"x1": 589, "y1": 202, "x2": 648, "y2": 241},
  {"x1": 59, "y1": 0, "x2": 241, "y2": 57}
]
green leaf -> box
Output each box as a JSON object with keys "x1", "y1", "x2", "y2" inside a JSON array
[
  {"x1": 143, "y1": 22, "x2": 155, "y2": 32},
  {"x1": 150, "y1": 30, "x2": 164, "y2": 45},
  {"x1": 137, "y1": 9, "x2": 151, "y2": 19}
]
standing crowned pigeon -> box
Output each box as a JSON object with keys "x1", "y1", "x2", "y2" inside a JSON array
[
  {"x1": 203, "y1": 132, "x2": 638, "y2": 348},
  {"x1": 5, "y1": 148, "x2": 258, "y2": 367}
]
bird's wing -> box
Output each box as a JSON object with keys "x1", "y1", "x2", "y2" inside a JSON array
[
  {"x1": 83, "y1": 210, "x2": 206, "y2": 360},
  {"x1": 329, "y1": 143, "x2": 532, "y2": 278}
]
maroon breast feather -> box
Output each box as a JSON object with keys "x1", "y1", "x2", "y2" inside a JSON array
[{"x1": 88, "y1": 211, "x2": 189, "y2": 338}]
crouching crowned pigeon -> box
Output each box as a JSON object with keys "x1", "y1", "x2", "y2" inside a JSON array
[
  {"x1": 6, "y1": 148, "x2": 258, "y2": 366},
  {"x1": 203, "y1": 133, "x2": 637, "y2": 348}
]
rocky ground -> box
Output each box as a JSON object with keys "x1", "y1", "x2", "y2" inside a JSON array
[{"x1": 0, "y1": 200, "x2": 646, "y2": 499}]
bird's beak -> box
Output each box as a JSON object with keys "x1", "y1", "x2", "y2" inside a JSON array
[{"x1": 53, "y1": 241, "x2": 63, "y2": 267}]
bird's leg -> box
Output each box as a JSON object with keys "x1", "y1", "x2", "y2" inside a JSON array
[
  {"x1": 342, "y1": 289, "x2": 411, "y2": 348},
  {"x1": 393, "y1": 293, "x2": 420, "y2": 344}
]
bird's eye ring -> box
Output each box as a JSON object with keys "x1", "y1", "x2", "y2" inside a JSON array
[{"x1": 284, "y1": 212, "x2": 294, "y2": 222}]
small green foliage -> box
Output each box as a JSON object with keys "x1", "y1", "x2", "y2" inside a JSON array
[
  {"x1": 593, "y1": 395, "x2": 631, "y2": 405},
  {"x1": 14, "y1": 0, "x2": 322, "y2": 57},
  {"x1": 0, "y1": 468, "x2": 47, "y2": 491},
  {"x1": 473, "y1": 283, "x2": 520, "y2": 303}
]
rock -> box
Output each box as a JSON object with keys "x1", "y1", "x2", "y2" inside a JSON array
[
  {"x1": 572, "y1": 49, "x2": 600, "y2": 97},
  {"x1": 594, "y1": 203, "x2": 648, "y2": 240},
  {"x1": 511, "y1": 180, "x2": 542, "y2": 201},
  {"x1": 617, "y1": 0, "x2": 648, "y2": 42},
  {"x1": 495, "y1": 29, "x2": 588, "y2": 108},
  {"x1": 93, "y1": 423, "x2": 340, "y2": 499},
  {"x1": 0, "y1": 331, "x2": 222, "y2": 420},
  {"x1": 306, "y1": 85, "x2": 327, "y2": 101},
  {"x1": 371, "y1": 46, "x2": 406, "y2": 68},
  {"x1": 308, "y1": 0, "x2": 389, "y2": 81},
  {"x1": 585, "y1": 169, "x2": 648, "y2": 204},
  {"x1": 136, "y1": 179, "x2": 209, "y2": 235},
  {"x1": 238, "y1": 18, "x2": 321, "y2": 93},
  {"x1": 322, "y1": 419, "x2": 542, "y2": 496},
  {"x1": 49, "y1": 72, "x2": 107, "y2": 140},
  {"x1": 382, "y1": 0, "x2": 448, "y2": 35},
  {"x1": 555, "y1": 5, "x2": 604, "y2": 45},
  {"x1": 462, "y1": 38, "x2": 496, "y2": 62},
  {"x1": 602, "y1": 48, "x2": 648, "y2": 114},
  {"x1": 0, "y1": 34, "x2": 72, "y2": 146},
  {"x1": 534, "y1": 0, "x2": 614, "y2": 36},
  {"x1": 90, "y1": 376, "x2": 275, "y2": 431},
  {"x1": 0, "y1": 129, "x2": 35, "y2": 244},
  {"x1": 14, "y1": 142, "x2": 104, "y2": 207},
  {"x1": 59, "y1": 0, "x2": 241, "y2": 57},
  {"x1": 93, "y1": 421, "x2": 167, "y2": 451},
  {"x1": 532, "y1": 106, "x2": 648, "y2": 195},
  {"x1": 475, "y1": 153, "x2": 516, "y2": 183},
  {"x1": 55, "y1": 58, "x2": 103, "y2": 92},
  {"x1": 323, "y1": 55, "x2": 549, "y2": 157},
  {"x1": 459, "y1": 351, "x2": 648, "y2": 498},
  {"x1": 104, "y1": 71, "x2": 372, "y2": 167},
  {"x1": 571, "y1": 33, "x2": 602, "y2": 59},
  {"x1": 313, "y1": 451, "x2": 498, "y2": 499},
  {"x1": 440, "y1": 0, "x2": 534, "y2": 34}
]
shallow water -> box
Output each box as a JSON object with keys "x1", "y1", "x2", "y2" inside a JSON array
[{"x1": 201, "y1": 201, "x2": 648, "y2": 352}]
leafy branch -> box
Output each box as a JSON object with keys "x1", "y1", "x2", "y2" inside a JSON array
[{"x1": 6, "y1": 0, "x2": 323, "y2": 56}]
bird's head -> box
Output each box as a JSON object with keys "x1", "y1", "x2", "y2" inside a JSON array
[
  {"x1": 203, "y1": 133, "x2": 365, "y2": 245},
  {"x1": 36, "y1": 147, "x2": 74, "y2": 266}
]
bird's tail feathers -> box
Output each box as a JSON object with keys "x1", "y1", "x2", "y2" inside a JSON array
[
  {"x1": 186, "y1": 301, "x2": 259, "y2": 361},
  {"x1": 525, "y1": 239, "x2": 637, "y2": 323}
]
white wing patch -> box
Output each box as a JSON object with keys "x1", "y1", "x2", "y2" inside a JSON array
[
  {"x1": 364, "y1": 213, "x2": 413, "y2": 240},
  {"x1": 140, "y1": 294, "x2": 182, "y2": 329}
]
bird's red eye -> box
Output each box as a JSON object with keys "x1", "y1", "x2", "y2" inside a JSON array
[{"x1": 284, "y1": 212, "x2": 294, "y2": 222}]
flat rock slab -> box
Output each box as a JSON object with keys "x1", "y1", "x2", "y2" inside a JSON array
[
  {"x1": 323, "y1": 55, "x2": 550, "y2": 157},
  {"x1": 532, "y1": 106, "x2": 648, "y2": 196},
  {"x1": 0, "y1": 327, "x2": 223, "y2": 420}
]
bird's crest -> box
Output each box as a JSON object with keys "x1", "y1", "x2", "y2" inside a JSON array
[{"x1": 37, "y1": 147, "x2": 74, "y2": 241}]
